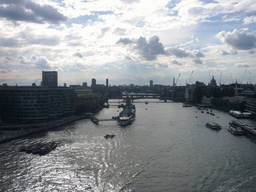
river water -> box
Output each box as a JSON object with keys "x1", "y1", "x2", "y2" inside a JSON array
[{"x1": 1, "y1": 99, "x2": 256, "y2": 192}]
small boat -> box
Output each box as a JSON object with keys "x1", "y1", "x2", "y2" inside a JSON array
[
  {"x1": 32, "y1": 143, "x2": 45, "y2": 154},
  {"x1": 205, "y1": 122, "x2": 221, "y2": 130},
  {"x1": 228, "y1": 122, "x2": 246, "y2": 135},
  {"x1": 104, "y1": 134, "x2": 115, "y2": 139},
  {"x1": 39, "y1": 141, "x2": 57, "y2": 155},
  {"x1": 182, "y1": 103, "x2": 192, "y2": 107},
  {"x1": 145, "y1": 101, "x2": 148, "y2": 104},
  {"x1": 229, "y1": 110, "x2": 252, "y2": 119},
  {"x1": 19, "y1": 142, "x2": 37, "y2": 152},
  {"x1": 26, "y1": 143, "x2": 43, "y2": 153}
]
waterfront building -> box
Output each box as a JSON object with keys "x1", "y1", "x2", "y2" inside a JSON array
[
  {"x1": 42, "y1": 71, "x2": 58, "y2": 87},
  {"x1": 245, "y1": 100, "x2": 256, "y2": 119},
  {"x1": 0, "y1": 86, "x2": 75, "y2": 124}
]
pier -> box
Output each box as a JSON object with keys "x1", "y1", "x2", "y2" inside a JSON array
[
  {"x1": 232, "y1": 120, "x2": 256, "y2": 135},
  {"x1": 90, "y1": 115, "x2": 118, "y2": 125}
]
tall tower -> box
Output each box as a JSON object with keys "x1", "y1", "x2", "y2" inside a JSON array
[
  {"x1": 91, "y1": 78, "x2": 96, "y2": 87},
  {"x1": 106, "y1": 78, "x2": 109, "y2": 87},
  {"x1": 150, "y1": 80, "x2": 153, "y2": 87},
  {"x1": 42, "y1": 71, "x2": 58, "y2": 87}
]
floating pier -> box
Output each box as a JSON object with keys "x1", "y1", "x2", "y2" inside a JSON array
[
  {"x1": 90, "y1": 115, "x2": 118, "y2": 125},
  {"x1": 232, "y1": 120, "x2": 256, "y2": 136}
]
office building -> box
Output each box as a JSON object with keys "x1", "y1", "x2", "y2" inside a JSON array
[
  {"x1": 0, "y1": 86, "x2": 75, "y2": 124},
  {"x1": 91, "y1": 78, "x2": 96, "y2": 87},
  {"x1": 42, "y1": 71, "x2": 58, "y2": 87},
  {"x1": 150, "y1": 80, "x2": 153, "y2": 87}
]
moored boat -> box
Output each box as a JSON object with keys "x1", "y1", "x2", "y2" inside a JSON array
[
  {"x1": 228, "y1": 122, "x2": 246, "y2": 135},
  {"x1": 205, "y1": 122, "x2": 221, "y2": 130},
  {"x1": 118, "y1": 98, "x2": 136, "y2": 126},
  {"x1": 182, "y1": 103, "x2": 192, "y2": 107},
  {"x1": 19, "y1": 141, "x2": 38, "y2": 152},
  {"x1": 19, "y1": 141, "x2": 57, "y2": 155},
  {"x1": 229, "y1": 110, "x2": 252, "y2": 119}
]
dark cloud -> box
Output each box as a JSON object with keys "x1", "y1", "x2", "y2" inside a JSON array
[
  {"x1": 193, "y1": 50, "x2": 204, "y2": 57},
  {"x1": 248, "y1": 50, "x2": 255, "y2": 54},
  {"x1": 230, "y1": 50, "x2": 238, "y2": 55},
  {"x1": 99, "y1": 27, "x2": 110, "y2": 38},
  {"x1": 193, "y1": 58, "x2": 203, "y2": 64},
  {"x1": 0, "y1": 37, "x2": 20, "y2": 47},
  {"x1": 35, "y1": 58, "x2": 50, "y2": 69},
  {"x1": 116, "y1": 37, "x2": 133, "y2": 45},
  {"x1": 156, "y1": 63, "x2": 168, "y2": 68},
  {"x1": 113, "y1": 28, "x2": 126, "y2": 35},
  {"x1": 117, "y1": 36, "x2": 205, "y2": 62},
  {"x1": 172, "y1": 60, "x2": 182, "y2": 65},
  {"x1": 74, "y1": 53, "x2": 83, "y2": 58},
  {"x1": 117, "y1": 35, "x2": 165, "y2": 61},
  {"x1": 218, "y1": 49, "x2": 238, "y2": 55},
  {"x1": 167, "y1": 47, "x2": 193, "y2": 58},
  {"x1": 125, "y1": 56, "x2": 134, "y2": 60},
  {"x1": 0, "y1": 0, "x2": 67, "y2": 24},
  {"x1": 237, "y1": 64, "x2": 250, "y2": 68},
  {"x1": 28, "y1": 37, "x2": 60, "y2": 46},
  {"x1": 20, "y1": 60, "x2": 31, "y2": 65},
  {"x1": 217, "y1": 29, "x2": 256, "y2": 50},
  {"x1": 135, "y1": 36, "x2": 165, "y2": 60},
  {"x1": 219, "y1": 50, "x2": 229, "y2": 55},
  {"x1": 0, "y1": 69, "x2": 12, "y2": 73}
]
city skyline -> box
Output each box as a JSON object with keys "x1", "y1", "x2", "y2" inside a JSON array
[{"x1": 0, "y1": 0, "x2": 256, "y2": 86}]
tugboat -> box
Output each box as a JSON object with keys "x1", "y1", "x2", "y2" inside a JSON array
[
  {"x1": 118, "y1": 98, "x2": 136, "y2": 126},
  {"x1": 205, "y1": 122, "x2": 221, "y2": 130}
]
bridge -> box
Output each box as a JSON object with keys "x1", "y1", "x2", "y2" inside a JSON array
[{"x1": 107, "y1": 93, "x2": 178, "y2": 101}]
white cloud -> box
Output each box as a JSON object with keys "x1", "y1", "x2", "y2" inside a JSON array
[
  {"x1": 243, "y1": 15, "x2": 256, "y2": 24},
  {"x1": 1, "y1": 0, "x2": 256, "y2": 85},
  {"x1": 216, "y1": 28, "x2": 256, "y2": 50}
]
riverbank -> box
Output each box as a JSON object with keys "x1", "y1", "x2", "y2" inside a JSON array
[{"x1": 0, "y1": 113, "x2": 95, "y2": 143}]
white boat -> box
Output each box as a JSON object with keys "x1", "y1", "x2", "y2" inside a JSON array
[
  {"x1": 118, "y1": 99, "x2": 136, "y2": 126},
  {"x1": 229, "y1": 110, "x2": 252, "y2": 119}
]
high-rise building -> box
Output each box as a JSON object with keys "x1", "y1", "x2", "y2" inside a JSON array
[
  {"x1": 42, "y1": 71, "x2": 58, "y2": 87},
  {"x1": 0, "y1": 86, "x2": 75, "y2": 124},
  {"x1": 150, "y1": 80, "x2": 153, "y2": 87},
  {"x1": 91, "y1": 78, "x2": 96, "y2": 87},
  {"x1": 106, "y1": 78, "x2": 108, "y2": 87}
]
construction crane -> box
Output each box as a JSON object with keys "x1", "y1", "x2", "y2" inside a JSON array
[
  {"x1": 176, "y1": 73, "x2": 181, "y2": 86},
  {"x1": 241, "y1": 69, "x2": 247, "y2": 84},
  {"x1": 230, "y1": 73, "x2": 234, "y2": 84},
  {"x1": 188, "y1": 70, "x2": 194, "y2": 84},
  {"x1": 209, "y1": 72, "x2": 212, "y2": 82},
  {"x1": 219, "y1": 71, "x2": 222, "y2": 85}
]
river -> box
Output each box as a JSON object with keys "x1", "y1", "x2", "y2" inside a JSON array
[{"x1": 1, "y1": 99, "x2": 256, "y2": 192}]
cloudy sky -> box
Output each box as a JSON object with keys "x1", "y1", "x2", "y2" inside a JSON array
[{"x1": 0, "y1": 0, "x2": 256, "y2": 86}]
